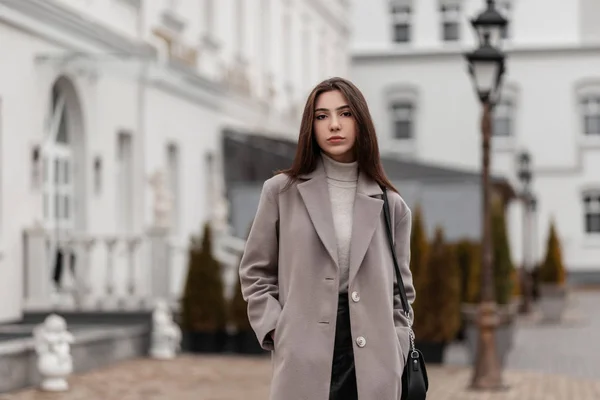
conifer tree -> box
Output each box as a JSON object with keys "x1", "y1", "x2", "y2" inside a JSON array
[
  {"x1": 539, "y1": 220, "x2": 566, "y2": 285},
  {"x1": 413, "y1": 228, "x2": 461, "y2": 342},
  {"x1": 181, "y1": 222, "x2": 227, "y2": 332}
]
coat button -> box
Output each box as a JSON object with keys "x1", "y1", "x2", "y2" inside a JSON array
[
  {"x1": 351, "y1": 291, "x2": 360, "y2": 302},
  {"x1": 356, "y1": 336, "x2": 366, "y2": 348}
]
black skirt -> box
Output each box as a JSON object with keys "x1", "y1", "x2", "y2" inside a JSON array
[{"x1": 329, "y1": 293, "x2": 358, "y2": 400}]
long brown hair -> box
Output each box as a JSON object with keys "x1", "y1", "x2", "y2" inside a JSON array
[{"x1": 279, "y1": 77, "x2": 398, "y2": 193}]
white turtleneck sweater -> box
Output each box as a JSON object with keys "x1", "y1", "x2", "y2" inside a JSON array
[{"x1": 321, "y1": 153, "x2": 358, "y2": 293}]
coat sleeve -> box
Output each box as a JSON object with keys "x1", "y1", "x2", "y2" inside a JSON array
[
  {"x1": 392, "y1": 204, "x2": 416, "y2": 361},
  {"x1": 238, "y1": 179, "x2": 281, "y2": 351}
]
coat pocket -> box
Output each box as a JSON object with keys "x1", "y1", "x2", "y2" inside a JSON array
[{"x1": 273, "y1": 304, "x2": 287, "y2": 350}]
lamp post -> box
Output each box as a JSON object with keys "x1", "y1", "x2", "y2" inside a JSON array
[
  {"x1": 464, "y1": 0, "x2": 507, "y2": 390},
  {"x1": 528, "y1": 194, "x2": 539, "y2": 299},
  {"x1": 517, "y1": 151, "x2": 534, "y2": 314}
]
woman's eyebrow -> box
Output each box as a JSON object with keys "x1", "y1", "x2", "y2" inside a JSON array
[{"x1": 314, "y1": 105, "x2": 350, "y2": 112}]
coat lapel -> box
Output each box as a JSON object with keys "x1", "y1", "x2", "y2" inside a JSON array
[
  {"x1": 348, "y1": 171, "x2": 384, "y2": 286},
  {"x1": 297, "y1": 160, "x2": 340, "y2": 269}
]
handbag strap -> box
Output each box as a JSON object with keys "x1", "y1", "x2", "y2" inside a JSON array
[
  {"x1": 381, "y1": 187, "x2": 417, "y2": 355},
  {"x1": 381, "y1": 187, "x2": 410, "y2": 316}
]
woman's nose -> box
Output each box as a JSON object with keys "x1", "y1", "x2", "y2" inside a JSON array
[{"x1": 330, "y1": 116, "x2": 341, "y2": 131}]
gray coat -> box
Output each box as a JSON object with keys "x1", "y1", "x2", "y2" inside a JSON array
[{"x1": 238, "y1": 158, "x2": 416, "y2": 400}]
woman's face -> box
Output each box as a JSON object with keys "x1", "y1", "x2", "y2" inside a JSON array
[{"x1": 313, "y1": 90, "x2": 357, "y2": 163}]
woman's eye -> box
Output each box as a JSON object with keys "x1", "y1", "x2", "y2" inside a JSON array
[
  {"x1": 316, "y1": 115, "x2": 327, "y2": 120},
  {"x1": 341, "y1": 111, "x2": 352, "y2": 117}
]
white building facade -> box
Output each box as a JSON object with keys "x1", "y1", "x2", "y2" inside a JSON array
[
  {"x1": 0, "y1": 0, "x2": 351, "y2": 323},
  {"x1": 350, "y1": 0, "x2": 600, "y2": 281}
]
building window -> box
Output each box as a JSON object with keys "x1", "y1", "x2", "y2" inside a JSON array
[
  {"x1": 497, "y1": 1, "x2": 511, "y2": 39},
  {"x1": 440, "y1": 3, "x2": 461, "y2": 41},
  {"x1": 167, "y1": 143, "x2": 180, "y2": 234},
  {"x1": 492, "y1": 99, "x2": 514, "y2": 136},
  {"x1": 204, "y1": 0, "x2": 214, "y2": 36},
  {"x1": 581, "y1": 95, "x2": 600, "y2": 136},
  {"x1": 391, "y1": 3, "x2": 411, "y2": 43},
  {"x1": 391, "y1": 102, "x2": 414, "y2": 139},
  {"x1": 583, "y1": 192, "x2": 600, "y2": 234},
  {"x1": 117, "y1": 132, "x2": 134, "y2": 233}
]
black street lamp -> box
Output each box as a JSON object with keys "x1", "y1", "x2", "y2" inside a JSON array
[
  {"x1": 464, "y1": 0, "x2": 508, "y2": 391},
  {"x1": 517, "y1": 151, "x2": 534, "y2": 314},
  {"x1": 470, "y1": 0, "x2": 509, "y2": 48}
]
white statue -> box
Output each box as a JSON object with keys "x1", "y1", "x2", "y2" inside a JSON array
[
  {"x1": 212, "y1": 195, "x2": 230, "y2": 235},
  {"x1": 33, "y1": 314, "x2": 74, "y2": 391},
  {"x1": 148, "y1": 169, "x2": 173, "y2": 229},
  {"x1": 150, "y1": 300, "x2": 181, "y2": 360}
]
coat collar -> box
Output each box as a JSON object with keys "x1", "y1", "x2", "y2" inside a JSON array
[
  {"x1": 297, "y1": 155, "x2": 384, "y2": 284},
  {"x1": 298, "y1": 156, "x2": 384, "y2": 197}
]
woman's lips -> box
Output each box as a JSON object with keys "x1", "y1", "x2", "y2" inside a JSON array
[{"x1": 327, "y1": 136, "x2": 345, "y2": 143}]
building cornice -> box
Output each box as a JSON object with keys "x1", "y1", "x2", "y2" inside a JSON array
[
  {"x1": 352, "y1": 42, "x2": 600, "y2": 62},
  {"x1": 148, "y1": 62, "x2": 224, "y2": 111},
  {"x1": 116, "y1": 0, "x2": 141, "y2": 9},
  {"x1": 0, "y1": 0, "x2": 154, "y2": 57},
  {"x1": 305, "y1": 0, "x2": 350, "y2": 37}
]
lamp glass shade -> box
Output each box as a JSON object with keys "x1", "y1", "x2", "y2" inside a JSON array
[{"x1": 470, "y1": 60, "x2": 500, "y2": 99}]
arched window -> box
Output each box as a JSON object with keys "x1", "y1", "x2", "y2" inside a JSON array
[
  {"x1": 492, "y1": 83, "x2": 519, "y2": 139},
  {"x1": 583, "y1": 190, "x2": 600, "y2": 234},
  {"x1": 43, "y1": 77, "x2": 85, "y2": 232},
  {"x1": 575, "y1": 79, "x2": 600, "y2": 138},
  {"x1": 492, "y1": 98, "x2": 514, "y2": 137},
  {"x1": 385, "y1": 84, "x2": 418, "y2": 143},
  {"x1": 581, "y1": 96, "x2": 600, "y2": 136}
]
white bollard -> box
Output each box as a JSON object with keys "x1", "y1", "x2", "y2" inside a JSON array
[
  {"x1": 33, "y1": 314, "x2": 74, "y2": 391},
  {"x1": 150, "y1": 299, "x2": 181, "y2": 360}
]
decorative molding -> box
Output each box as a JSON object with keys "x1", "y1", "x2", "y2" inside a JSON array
[
  {"x1": 200, "y1": 34, "x2": 221, "y2": 53},
  {"x1": 304, "y1": 0, "x2": 350, "y2": 36},
  {"x1": 390, "y1": 0, "x2": 413, "y2": 7},
  {"x1": 352, "y1": 42, "x2": 600, "y2": 62},
  {"x1": 222, "y1": 55, "x2": 252, "y2": 97},
  {"x1": 148, "y1": 65, "x2": 223, "y2": 111},
  {"x1": 498, "y1": 81, "x2": 521, "y2": 99},
  {"x1": 437, "y1": 0, "x2": 464, "y2": 6},
  {"x1": 115, "y1": 0, "x2": 141, "y2": 9},
  {"x1": 152, "y1": 27, "x2": 197, "y2": 68},
  {"x1": 161, "y1": 9, "x2": 186, "y2": 34},
  {"x1": 574, "y1": 77, "x2": 600, "y2": 96},
  {"x1": 384, "y1": 83, "x2": 419, "y2": 103},
  {"x1": 0, "y1": 0, "x2": 154, "y2": 57}
]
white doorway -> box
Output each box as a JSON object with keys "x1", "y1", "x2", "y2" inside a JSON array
[
  {"x1": 42, "y1": 77, "x2": 85, "y2": 295},
  {"x1": 116, "y1": 131, "x2": 134, "y2": 233},
  {"x1": 43, "y1": 79, "x2": 82, "y2": 233}
]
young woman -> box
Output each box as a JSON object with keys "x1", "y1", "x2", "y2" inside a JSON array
[{"x1": 238, "y1": 77, "x2": 416, "y2": 400}]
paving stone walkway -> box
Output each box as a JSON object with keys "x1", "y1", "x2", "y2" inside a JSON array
[
  {"x1": 445, "y1": 291, "x2": 600, "y2": 380},
  {"x1": 1, "y1": 354, "x2": 600, "y2": 400},
  {"x1": 3, "y1": 291, "x2": 599, "y2": 399}
]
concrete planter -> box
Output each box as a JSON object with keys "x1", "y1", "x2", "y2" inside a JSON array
[
  {"x1": 231, "y1": 331, "x2": 268, "y2": 355},
  {"x1": 539, "y1": 284, "x2": 568, "y2": 322},
  {"x1": 414, "y1": 341, "x2": 446, "y2": 364},
  {"x1": 461, "y1": 301, "x2": 518, "y2": 367},
  {"x1": 0, "y1": 324, "x2": 149, "y2": 393},
  {"x1": 181, "y1": 330, "x2": 228, "y2": 353}
]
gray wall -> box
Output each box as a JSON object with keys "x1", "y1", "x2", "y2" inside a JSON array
[
  {"x1": 229, "y1": 183, "x2": 263, "y2": 238},
  {"x1": 229, "y1": 179, "x2": 483, "y2": 243},
  {"x1": 393, "y1": 179, "x2": 482, "y2": 242}
]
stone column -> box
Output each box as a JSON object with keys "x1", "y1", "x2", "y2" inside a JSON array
[
  {"x1": 23, "y1": 224, "x2": 50, "y2": 310},
  {"x1": 75, "y1": 237, "x2": 95, "y2": 310},
  {"x1": 102, "y1": 237, "x2": 118, "y2": 310},
  {"x1": 148, "y1": 226, "x2": 171, "y2": 306}
]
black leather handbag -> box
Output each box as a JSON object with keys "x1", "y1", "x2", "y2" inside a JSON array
[{"x1": 382, "y1": 187, "x2": 429, "y2": 400}]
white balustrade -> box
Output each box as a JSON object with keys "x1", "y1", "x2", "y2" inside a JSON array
[
  {"x1": 167, "y1": 239, "x2": 188, "y2": 309},
  {"x1": 125, "y1": 236, "x2": 143, "y2": 308},
  {"x1": 22, "y1": 225, "x2": 248, "y2": 313},
  {"x1": 214, "y1": 232, "x2": 246, "y2": 301}
]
